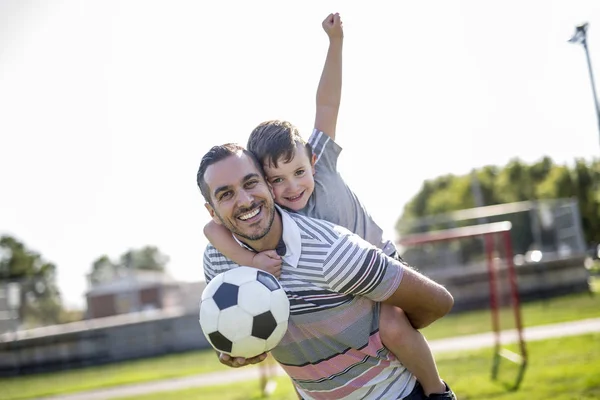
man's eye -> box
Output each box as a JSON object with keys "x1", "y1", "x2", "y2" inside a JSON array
[
  {"x1": 245, "y1": 180, "x2": 258, "y2": 188},
  {"x1": 220, "y1": 191, "x2": 232, "y2": 200}
]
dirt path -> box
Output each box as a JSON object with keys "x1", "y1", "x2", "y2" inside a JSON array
[{"x1": 38, "y1": 317, "x2": 600, "y2": 400}]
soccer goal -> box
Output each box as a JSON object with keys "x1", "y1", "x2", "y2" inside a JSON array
[{"x1": 398, "y1": 221, "x2": 528, "y2": 390}]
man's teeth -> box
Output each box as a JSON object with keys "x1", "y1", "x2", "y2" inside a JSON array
[{"x1": 238, "y1": 207, "x2": 260, "y2": 221}]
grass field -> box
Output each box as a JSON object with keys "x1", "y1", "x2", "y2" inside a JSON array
[
  {"x1": 422, "y1": 290, "x2": 600, "y2": 340},
  {"x1": 115, "y1": 333, "x2": 600, "y2": 400},
  {"x1": 0, "y1": 351, "x2": 247, "y2": 400},
  {"x1": 0, "y1": 292, "x2": 598, "y2": 400}
]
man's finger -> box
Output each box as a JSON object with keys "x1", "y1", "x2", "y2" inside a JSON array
[
  {"x1": 219, "y1": 353, "x2": 233, "y2": 366},
  {"x1": 248, "y1": 353, "x2": 268, "y2": 364}
]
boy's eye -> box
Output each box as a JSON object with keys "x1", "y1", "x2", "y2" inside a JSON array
[
  {"x1": 295, "y1": 169, "x2": 305, "y2": 176},
  {"x1": 271, "y1": 178, "x2": 283, "y2": 184}
]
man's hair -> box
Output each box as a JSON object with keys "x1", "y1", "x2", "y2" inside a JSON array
[
  {"x1": 247, "y1": 120, "x2": 313, "y2": 169},
  {"x1": 196, "y1": 143, "x2": 263, "y2": 204}
]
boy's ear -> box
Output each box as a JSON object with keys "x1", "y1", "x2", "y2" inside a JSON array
[
  {"x1": 204, "y1": 202, "x2": 222, "y2": 225},
  {"x1": 311, "y1": 153, "x2": 317, "y2": 175}
]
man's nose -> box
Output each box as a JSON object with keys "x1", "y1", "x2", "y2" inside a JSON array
[{"x1": 237, "y1": 189, "x2": 253, "y2": 206}]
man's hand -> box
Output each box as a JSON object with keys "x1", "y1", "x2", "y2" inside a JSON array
[
  {"x1": 322, "y1": 13, "x2": 343, "y2": 40},
  {"x1": 252, "y1": 250, "x2": 282, "y2": 279},
  {"x1": 219, "y1": 352, "x2": 268, "y2": 368}
]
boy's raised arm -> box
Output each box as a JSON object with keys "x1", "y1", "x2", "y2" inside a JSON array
[
  {"x1": 314, "y1": 13, "x2": 343, "y2": 140},
  {"x1": 203, "y1": 221, "x2": 282, "y2": 278}
]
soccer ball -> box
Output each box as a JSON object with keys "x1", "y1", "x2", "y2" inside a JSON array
[{"x1": 199, "y1": 266, "x2": 290, "y2": 358}]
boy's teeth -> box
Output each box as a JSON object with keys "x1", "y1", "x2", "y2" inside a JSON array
[{"x1": 239, "y1": 207, "x2": 260, "y2": 221}]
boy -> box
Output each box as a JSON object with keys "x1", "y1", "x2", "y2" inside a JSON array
[{"x1": 204, "y1": 13, "x2": 454, "y2": 399}]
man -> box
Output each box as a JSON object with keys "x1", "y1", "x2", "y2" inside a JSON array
[{"x1": 197, "y1": 143, "x2": 455, "y2": 399}]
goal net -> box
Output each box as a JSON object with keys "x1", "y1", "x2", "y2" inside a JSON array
[{"x1": 398, "y1": 221, "x2": 528, "y2": 389}]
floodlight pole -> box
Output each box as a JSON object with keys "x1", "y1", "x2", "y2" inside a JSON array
[{"x1": 569, "y1": 23, "x2": 600, "y2": 146}]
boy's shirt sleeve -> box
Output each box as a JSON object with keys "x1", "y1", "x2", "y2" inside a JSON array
[{"x1": 308, "y1": 129, "x2": 342, "y2": 173}]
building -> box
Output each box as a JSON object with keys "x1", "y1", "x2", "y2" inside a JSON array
[{"x1": 85, "y1": 270, "x2": 185, "y2": 319}]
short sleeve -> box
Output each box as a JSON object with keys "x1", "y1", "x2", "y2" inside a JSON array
[
  {"x1": 203, "y1": 244, "x2": 220, "y2": 283},
  {"x1": 321, "y1": 232, "x2": 404, "y2": 302},
  {"x1": 308, "y1": 129, "x2": 342, "y2": 172}
]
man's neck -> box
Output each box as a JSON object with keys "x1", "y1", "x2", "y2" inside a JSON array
[{"x1": 235, "y1": 209, "x2": 283, "y2": 253}]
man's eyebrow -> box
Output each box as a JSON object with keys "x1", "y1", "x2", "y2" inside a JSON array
[
  {"x1": 213, "y1": 173, "x2": 260, "y2": 198},
  {"x1": 213, "y1": 185, "x2": 232, "y2": 198},
  {"x1": 243, "y1": 173, "x2": 260, "y2": 182}
]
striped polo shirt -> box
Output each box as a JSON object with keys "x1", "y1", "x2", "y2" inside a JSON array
[{"x1": 203, "y1": 208, "x2": 417, "y2": 399}]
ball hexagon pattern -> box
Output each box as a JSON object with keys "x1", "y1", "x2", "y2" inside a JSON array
[{"x1": 199, "y1": 267, "x2": 290, "y2": 358}]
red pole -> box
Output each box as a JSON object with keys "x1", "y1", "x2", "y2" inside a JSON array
[
  {"x1": 485, "y1": 233, "x2": 501, "y2": 348},
  {"x1": 502, "y1": 230, "x2": 527, "y2": 361}
]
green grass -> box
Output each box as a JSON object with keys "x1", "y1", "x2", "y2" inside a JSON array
[
  {"x1": 0, "y1": 292, "x2": 598, "y2": 400},
  {"x1": 0, "y1": 351, "x2": 255, "y2": 400},
  {"x1": 116, "y1": 333, "x2": 600, "y2": 400},
  {"x1": 422, "y1": 291, "x2": 600, "y2": 340},
  {"x1": 114, "y1": 376, "x2": 298, "y2": 400}
]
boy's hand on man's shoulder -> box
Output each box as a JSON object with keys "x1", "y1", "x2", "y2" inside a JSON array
[{"x1": 322, "y1": 13, "x2": 343, "y2": 40}]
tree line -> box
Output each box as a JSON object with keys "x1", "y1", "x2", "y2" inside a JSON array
[
  {"x1": 396, "y1": 157, "x2": 600, "y2": 249},
  {"x1": 0, "y1": 235, "x2": 169, "y2": 328}
]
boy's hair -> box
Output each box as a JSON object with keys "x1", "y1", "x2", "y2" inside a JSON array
[
  {"x1": 196, "y1": 143, "x2": 263, "y2": 205},
  {"x1": 247, "y1": 120, "x2": 313, "y2": 169}
]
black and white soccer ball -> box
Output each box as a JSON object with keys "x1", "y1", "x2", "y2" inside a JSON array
[{"x1": 199, "y1": 266, "x2": 290, "y2": 358}]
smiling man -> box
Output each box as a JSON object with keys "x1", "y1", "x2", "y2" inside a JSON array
[{"x1": 197, "y1": 143, "x2": 455, "y2": 400}]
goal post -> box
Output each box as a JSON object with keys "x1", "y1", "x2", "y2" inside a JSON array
[{"x1": 398, "y1": 221, "x2": 528, "y2": 389}]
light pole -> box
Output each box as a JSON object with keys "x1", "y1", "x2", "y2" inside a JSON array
[{"x1": 569, "y1": 22, "x2": 600, "y2": 145}]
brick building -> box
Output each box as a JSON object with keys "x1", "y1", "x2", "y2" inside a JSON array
[{"x1": 85, "y1": 270, "x2": 185, "y2": 319}]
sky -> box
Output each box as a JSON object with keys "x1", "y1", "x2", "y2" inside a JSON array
[{"x1": 1, "y1": 0, "x2": 599, "y2": 309}]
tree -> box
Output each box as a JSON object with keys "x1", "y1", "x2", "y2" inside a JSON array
[
  {"x1": 119, "y1": 246, "x2": 169, "y2": 271},
  {"x1": 397, "y1": 156, "x2": 600, "y2": 248},
  {"x1": 89, "y1": 255, "x2": 117, "y2": 285},
  {"x1": 0, "y1": 235, "x2": 63, "y2": 326},
  {"x1": 89, "y1": 246, "x2": 170, "y2": 285}
]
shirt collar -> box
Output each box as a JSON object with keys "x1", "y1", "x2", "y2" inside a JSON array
[{"x1": 232, "y1": 205, "x2": 301, "y2": 268}]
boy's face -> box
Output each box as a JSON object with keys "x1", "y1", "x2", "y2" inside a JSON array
[{"x1": 262, "y1": 144, "x2": 316, "y2": 211}]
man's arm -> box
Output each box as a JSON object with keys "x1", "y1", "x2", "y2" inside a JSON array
[
  {"x1": 314, "y1": 13, "x2": 343, "y2": 140},
  {"x1": 382, "y1": 262, "x2": 454, "y2": 329}
]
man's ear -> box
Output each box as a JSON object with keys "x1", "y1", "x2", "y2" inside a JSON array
[
  {"x1": 267, "y1": 181, "x2": 275, "y2": 198},
  {"x1": 204, "y1": 203, "x2": 222, "y2": 225}
]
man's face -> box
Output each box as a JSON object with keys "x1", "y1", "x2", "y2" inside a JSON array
[{"x1": 204, "y1": 152, "x2": 276, "y2": 241}]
